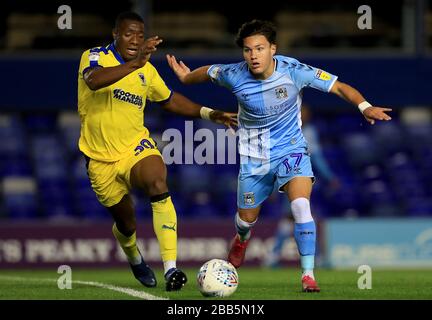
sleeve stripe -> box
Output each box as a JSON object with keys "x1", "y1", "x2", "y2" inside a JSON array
[
  {"x1": 89, "y1": 60, "x2": 99, "y2": 67},
  {"x1": 90, "y1": 47, "x2": 109, "y2": 54},
  {"x1": 327, "y1": 76, "x2": 338, "y2": 92},
  {"x1": 82, "y1": 65, "x2": 103, "y2": 76},
  {"x1": 155, "y1": 90, "x2": 173, "y2": 105}
]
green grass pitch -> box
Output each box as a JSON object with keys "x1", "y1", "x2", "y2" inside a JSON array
[{"x1": 1, "y1": 268, "x2": 431, "y2": 300}]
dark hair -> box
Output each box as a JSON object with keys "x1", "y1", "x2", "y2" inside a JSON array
[
  {"x1": 235, "y1": 19, "x2": 277, "y2": 47},
  {"x1": 114, "y1": 11, "x2": 144, "y2": 30}
]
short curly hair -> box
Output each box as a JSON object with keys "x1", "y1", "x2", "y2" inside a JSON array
[
  {"x1": 114, "y1": 11, "x2": 144, "y2": 30},
  {"x1": 235, "y1": 20, "x2": 277, "y2": 47}
]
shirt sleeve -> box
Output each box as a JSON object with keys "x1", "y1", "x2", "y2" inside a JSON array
[
  {"x1": 289, "y1": 59, "x2": 338, "y2": 92},
  {"x1": 147, "y1": 64, "x2": 172, "y2": 104},
  {"x1": 207, "y1": 64, "x2": 235, "y2": 90},
  {"x1": 79, "y1": 47, "x2": 107, "y2": 76}
]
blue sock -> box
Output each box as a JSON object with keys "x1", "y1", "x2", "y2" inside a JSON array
[{"x1": 294, "y1": 221, "x2": 316, "y2": 270}]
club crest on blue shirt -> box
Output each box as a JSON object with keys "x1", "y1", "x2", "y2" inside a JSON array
[
  {"x1": 241, "y1": 92, "x2": 250, "y2": 101},
  {"x1": 275, "y1": 86, "x2": 288, "y2": 99},
  {"x1": 138, "y1": 72, "x2": 146, "y2": 86},
  {"x1": 243, "y1": 192, "x2": 255, "y2": 206}
]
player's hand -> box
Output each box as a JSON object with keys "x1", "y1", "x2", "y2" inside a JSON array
[
  {"x1": 136, "y1": 36, "x2": 163, "y2": 67},
  {"x1": 363, "y1": 106, "x2": 392, "y2": 125},
  {"x1": 209, "y1": 110, "x2": 238, "y2": 134},
  {"x1": 166, "y1": 54, "x2": 191, "y2": 83}
]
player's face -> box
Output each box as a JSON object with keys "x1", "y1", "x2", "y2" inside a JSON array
[
  {"x1": 242, "y1": 35, "x2": 276, "y2": 80},
  {"x1": 113, "y1": 19, "x2": 145, "y2": 61}
]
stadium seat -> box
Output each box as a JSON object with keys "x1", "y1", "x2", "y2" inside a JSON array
[
  {"x1": 0, "y1": 109, "x2": 430, "y2": 220},
  {"x1": 0, "y1": 114, "x2": 27, "y2": 157},
  {"x1": 24, "y1": 114, "x2": 57, "y2": 134},
  {"x1": 180, "y1": 191, "x2": 220, "y2": 217},
  {"x1": 177, "y1": 164, "x2": 213, "y2": 193},
  {"x1": 57, "y1": 111, "x2": 81, "y2": 156},
  {"x1": 0, "y1": 155, "x2": 33, "y2": 178},
  {"x1": 405, "y1": 198, "x2": 432, "y2": 216},
  {"x1": 364, "y1": 180, "x2": 394, "y2": 204},
  {"x1": 370, "y1": 203, "x2": 404, "y2": 217},
  {"x1": 371, "y1": 120, "x2": 406, "y2": 156},
  {"x1": 1, "y1": 176, "x2": 39, "y2": 218},
  {"x1": 342, "y1": 132, "x2": 378, "y2": 168}
]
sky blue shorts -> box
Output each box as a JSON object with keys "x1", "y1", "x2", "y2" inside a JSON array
[{"x1": 237, "y1": 145, "x2": 315, "y2": 209}]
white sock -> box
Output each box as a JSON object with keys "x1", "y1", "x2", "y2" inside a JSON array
[
  {"x1": 291, "y1": 197, "x2": 313, "y2": 224},
  {"x1": 129, "y1": 255, "x2": 143, "y2": 266},
  {"x1": 302, "y1": 269, "x2": 315, "y2": 280},
  {"x1": 235, "y1": 212, "x2": 257, "y2": 241},
  {"x1": 164, "y1": 260, "x2": 176, "y2": 275}
]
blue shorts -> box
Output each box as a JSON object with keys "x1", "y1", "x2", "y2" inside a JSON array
[{"x1": 237, "y1": 145, "x2": 315, "y2": 209}]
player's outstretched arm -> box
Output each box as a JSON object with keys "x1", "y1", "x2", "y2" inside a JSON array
[
  {"x1": 84, "y1": 36, "x2": 163, "y2": 91},
  {"x1": 166, "y1": 54, "x2": 211, "y2": 85},
  {"x1": 330, "y1": 80, "x2": 392, "y2": 125},
  {"x1": 162, "y1": 92, "x2": 238, "y2": 131}
]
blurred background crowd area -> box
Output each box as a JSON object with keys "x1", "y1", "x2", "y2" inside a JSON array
[
  {"x1": 0, "y1": 0, "x2": 431, "y2": 54},
  {"x1": 0, "y1": 0, "x2": 431, "y2": 221}
]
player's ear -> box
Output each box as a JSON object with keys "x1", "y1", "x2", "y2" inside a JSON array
[
  {"x1": 112, "y1": 28, "x2": 118, "y2": 41},
  {"x1": 271, "y1": 44, "x2": 277, "y2": 55}
]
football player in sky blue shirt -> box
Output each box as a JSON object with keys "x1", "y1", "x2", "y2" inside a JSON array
[{"x1": 167, "y1": 19, "x2": 392, "y2": 292}]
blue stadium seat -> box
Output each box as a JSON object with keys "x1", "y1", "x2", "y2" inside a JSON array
[
  {"x1": 74, "y1": 185, "x2": 107, "y2": 219},
  {"x1": 177, "y1": 164, "x2": 213, "y2": 193},
  {"x1": 71, "y1": 157, "x2": 88, "y2": 179},
  {"x1": 260, "y1": 192, "x2": 284, "y2": 218},
  {"x1": 0, "y1": 114, "x2": 25, "y2": 136},
  {"x1": 1, "y1": 176, "x2": 38, "y2": 218},
  {"x1": 167, "y1": 191, "x2": 187, "y2": 218},
  {"x1": 0, "y1": 155, "x2": 33, "y2": 178},
  {"x1": 342, "y1": 132, "x2": 378, "y2": 168},
  {"x1": 371, "y1": 121, "x2": 406, "y2": 156},
  {"x1": 0, "y1": 114, "x2": 27, "y2": 158},
  {"x1": 364, "y1": 180, "x2": 394, "y2": 204},
  {"x1": 213, "y1": 169, "x2": 237, "y2": 195},
  {"x1": 24, "y1": 114, "x2": 57, "y2": 134},
  {"x1": 143, "y1": 112, "x2": 163, "y2": 133},
  {"x1": 76, "y1": 198, "x2": 108, "y2": 219},
  {"x1": 404, "y1": 123, "x2": 432, "y2": 145},
  {"x1": 57, "y1": 111, "x2": 81, "y2": 156},
  {"x1": 0, "y1": 110, "x2": 429, "y2": 220},
  {"x1": 184, "y1": 191, "x2": 221, "y2": 217},
  {"x1": 370, "y1": 203, "x2": 404, "y2": 216},
  {"x1": 0, "y1": 136, "x2": 28, "y2": 157},
  {"x1": 405, "y1": 198, "x2": 432, "y2": 216},
  {"x1": 31, "y1": 134, "x2": 64, "y2": 161},
  {"x1": 40, "y1": 198, "x2": 74, "y2": 218},
  {"x1": 387, "y1": 152, "x2": 411, "y2": 170},
  {"x1": 70, "y1": 157, "x2": 108, "y2": 218},
  {"x1": 128, "y1": 192, "x2": 153, "y2": 219},
  {"x1": 361, "y1": 165, "x2": 385, "y2": 183},
  {"x1": 215, "y1": 190, "x2": 238, "y2": 217},
  {"x1": 334, "y1": 114, "x2": 367, "y2": 134}
]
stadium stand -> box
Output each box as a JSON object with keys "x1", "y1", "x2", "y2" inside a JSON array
[{"x1": 0, "y1": 107, "x2": 431, "y2": 220}]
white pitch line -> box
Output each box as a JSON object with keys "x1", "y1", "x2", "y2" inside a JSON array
[{"x1": 0, "y1": 275, "x2": 168, "y2": 300}]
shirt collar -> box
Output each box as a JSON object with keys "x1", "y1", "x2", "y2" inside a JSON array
[{"x1": 108, "y1": 42, "x2": 125, "y2": 64}]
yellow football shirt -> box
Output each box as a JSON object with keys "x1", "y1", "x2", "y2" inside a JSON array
[{"x1": 77, "y1": 43, "x2": 172, "y2": 161}]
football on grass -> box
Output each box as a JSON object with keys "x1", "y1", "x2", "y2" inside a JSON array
[{"x1": 197, "y1": 259, "x2": 239, "y2": 297}]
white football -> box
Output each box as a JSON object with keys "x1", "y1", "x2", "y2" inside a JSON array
[{"x1": 197, "y1": 259, "x2": 239, "y2": 297}]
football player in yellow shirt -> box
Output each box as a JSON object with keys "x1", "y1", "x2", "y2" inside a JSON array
[{"x1": 78, "y1": 11, "x2": 237, "y2": 291}]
